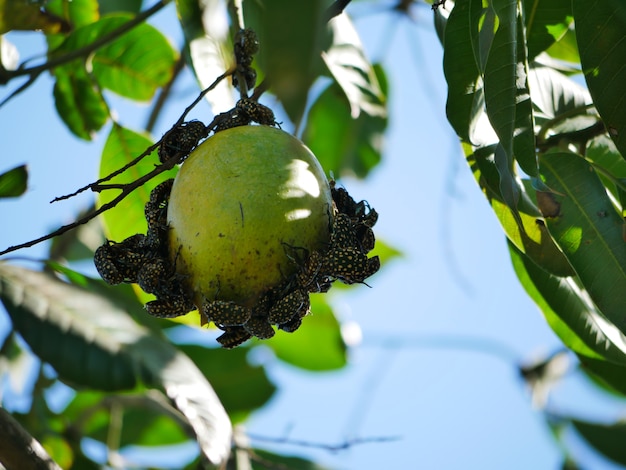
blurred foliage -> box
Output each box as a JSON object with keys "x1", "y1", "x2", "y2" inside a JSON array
[{"x1": 1, "y1": 0, "x2": 626, "y2": 468}]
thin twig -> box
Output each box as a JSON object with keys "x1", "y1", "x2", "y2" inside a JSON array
[{"x1": 245, "y1": 433, "x2": 400, "y2": 453}]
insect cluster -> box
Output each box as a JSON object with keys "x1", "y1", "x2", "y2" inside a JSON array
[
  {"x1": 94, "y1": 158, "x2": 380, "y2": 348},
  {"x1": 93, "y1": 25, "x2": 379, "y2": 348}
]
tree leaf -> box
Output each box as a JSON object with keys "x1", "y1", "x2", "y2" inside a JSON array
[
  {"x1": 98, "y1": 125, "x2": 178, "y2": 242},
  {"x1": 323, "y1": 14, "x2": 386, "y2": 120},
  {"x1": 483, "y1": 0, "x2": 536, "y2": 178},
  {"x1": 52, "y1": 64, "x2": 109, "y2": 140},
  {"x1": 0, "y1": 264, "x2": 232, "y2": 466},
  {"x1": 509, "y1": 242, "x2": 626, "y2": 363},
  {"x1": 176, "y1": 0, "x2": 235, "y2": 114},
  {"x1": 579, "y1": 357, "x2": 626, "y2": 397},
  {"x1": 539, "y1": 152, "x2": 626, "y2": 334},
  {"x1": 0, "y1": 0, "x2": 69, "y2": 34},
  {"x1": 243, "y1": 0, "x2": 330, "y2": 125},
  {"x1": 524, "y1": 0, "x2": 573, "y2": 60},
  {"x1": 573, "y1": 0, "x2": 626, "y2": 160},
  {"x1": 0, "y1": 164, "x2": 28, "y2": 198},
  {"x1": 442, "y1": 0, "x2": 484, "y2": 143},
  {"x1": 178, "y1": 345, "x2": 276, "y2": 423},
  {"x1": 302, "y1": 75, "x2": 387, "y2": 178},
  {"x1": 53, "y1": 15, "x2": 177, "y2": 101},
  {"x1": 268, "y1": 295, "x2": 347, "y2": 371},
  {"x1": 572, "y1": 418, "x2": 626, "y2": 466},
  {"x1": 90, "y1": 17, "x2": 178, "y2": 101}
]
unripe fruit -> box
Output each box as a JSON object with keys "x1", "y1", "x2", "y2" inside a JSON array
[{"x1": 167, "y1": 126, "x2": 332, "y2": 308}]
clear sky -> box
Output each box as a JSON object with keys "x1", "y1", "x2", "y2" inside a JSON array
[{"x1": 1, "y1": 2, "x2": 625, "y2": 469}]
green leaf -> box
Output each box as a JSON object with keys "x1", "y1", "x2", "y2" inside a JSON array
[
  {"x1": 268, "y1": 295, "x2": 347, "y2": 371},
  {"x1": 91, "y1": 16, "x2": 178, "y2": 101},
  {"x1": 579, "y1": 357, "x2": 626, "y2": 396},
  {"x1": 572, "y1": 418, "x2": 626, "y2": 466},
  {"x1": 243, "y1": 0, "x2": 330, "y2": 125},
  {"x1": 539, "y1": 152, "x2": 626, "y2": 334},
  {"x1": 0, "y1": 0, "x2": 69, "y2": 34},
  {"x1": 52, "y1": 64, "x2": 109, "y2": 140},
  {"x1": 323, "y1": 14, "x2": 387, "y2": 120},
  {"x1": 0, "y1": 164, "x2": 27, "y2": 198},
  {"x1": 574, "y1": 0, "x2": 626, "y2": 160},
  {"x1": 53, "y1": 15, "x2": 177, "y2": 101},
  {"x1": 509, "y1": 242, "x2": 626, "y2": 363},
  {"x1": 544, "y1": 27, "x2": 579, "y2": 64},
  {"x1": 0, "y1": 264, "x2": 232, "y2": 466},
  {"x1": 528, "y1": 65, "x2": 591, "y2": 125},
  {"x1": 302, "y1": 78, "x2": 387, "y2": 178},
  {"x1": 178, "y1": 345, "x2": 276, "y2": 423},
  {"x1": 176, "y1": 0, "x2": 234, "y2": 114},
  {"x1": 46, "y1": 0, "x2": 99, "y2": 29},
  {"x1": 442, "y1": 0, "x2": 484, "y2": 143},
  {"x1": 98, "y1": 125, "x2": 177, "y2": 242},
  {"x1": 483, "y1": 0, "x2": 537, "y2": 178},
  {"x1": 524, "y1": 0, "x2": 573, "y2": 60}
]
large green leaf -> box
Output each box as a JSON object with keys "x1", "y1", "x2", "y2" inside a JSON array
[
  {"x1": 539, "y1": 152, "x2": 626, "y2": 334},
  {"x1": 467, "y1": 148, "x2": 573, "y2": 276},
  {"x1": 302, "y1": 74, "x2": 387, "y2": 178},
  {"x1": 0, "y1": 164, "x2": 27, "y2": 198},
  {"x1": 52, "y1": 64, "x2": 109, "y2": 140},
  {"x1": 268, "y1": 295, "x2": 347, "y2": 371},
  {"x1": 524, "y1": 0, "x2": 573, "y2": 60},
  {"x1": 443, "y1": 0, "x2": 484, "y2": 143},
  {"x1": 91, "y1": 17, "x2": 177, "y2": 101},
  {"x1": 53, "y1": 14, "x2": 177, "y2": 101},
  {"x1": 323, "y1": 14, "x2": 386, "y2": 121},
  {"x1": 178, "y1": 345, "x2": 276, "y2": 423},
  {"x1": 573, "y1": 0, "x2": 626, "y2": 160},
  {"x1": 176, "y1": 0, "x2": 234, "y2": 114},
  {"x1": 483, "y1": 0, "x2": 536, "y2": 180},
  {"x1": 510, "y1": 243, "x2": 626, "y2": 363},
  {"x1": 98, "y1": 125, "x2": 178, "y2": 242},
  {"x1": 243, "y1": 0, "x2": 330, "y2": 125},
  {"x1": 579, "y1": 357, "x2": 626, "y2": 397},
  {"x1": 0, "y1": 264, "x2": 232, "y2": 466},
  {"x1": 572, "y1": 418, "x2": 626, "y2": 466}
]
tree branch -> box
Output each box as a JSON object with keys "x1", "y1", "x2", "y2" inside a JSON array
[
  {"x1": 0, "y1": 407, "x2": 62, "y2": 470},
  {"x1": 0, "y1": 1, "x2": 170, "y2": 107},
  {"x1": 245, "y1": 433, "x2": 400, "y2": 453}
]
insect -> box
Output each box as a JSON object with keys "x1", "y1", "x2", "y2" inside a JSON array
[
  {"x1": 201, "y1": 299, "x2": 252, "y2": 327},
  {"x1": 94, "y1": 234, "x2": 149, "y2": 285},
  {"x1": 236, "y1": 98, "x2": 276, "y2": 126},
  {"x1": 217, "y1": 326, "x2": 252, "y2": 349},
  {"x1": 158, "y1": 121, "x2": 207, "y2": 164}
]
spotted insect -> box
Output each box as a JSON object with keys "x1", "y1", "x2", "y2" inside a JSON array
[
  {"x1": 244, "y1": 315, "x2": 275, "y2": 339},
  {"x1": 201, "y1": 299, "x2": 252, "y2": 327},
  {"x1": 158, "y1": 120, "x2": 207, "y2": 164},
  {"x1": 144, "y1": 179, "x2": 174, "y2": 250},
  {"x1": 94, "y1": 234, "x2": 149, "y2": 285},
  {"x1": 145, "y1": 295, "x2": 195, "y2": 318},
  {"x1": 268, "y1": 288, "x2": 309, "y2": 325},
  {"x1": 323, "y1": 247, "x2": 380, "y2": 285},
  {"x1": 217, "y1": 326, "x2": 252, "y2": 349},
  {"x1": 236, "y1": 98, "x2": 276, "y2": 126}
]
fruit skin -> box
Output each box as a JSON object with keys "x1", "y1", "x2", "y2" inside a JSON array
[{"x1": 167, "y1": 126, "x2": 332, "y2": 308}]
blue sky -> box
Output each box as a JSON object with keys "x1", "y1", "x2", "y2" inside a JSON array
[{"x1": 2, "y1": 2, "x2": 626, "y2": 469}]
